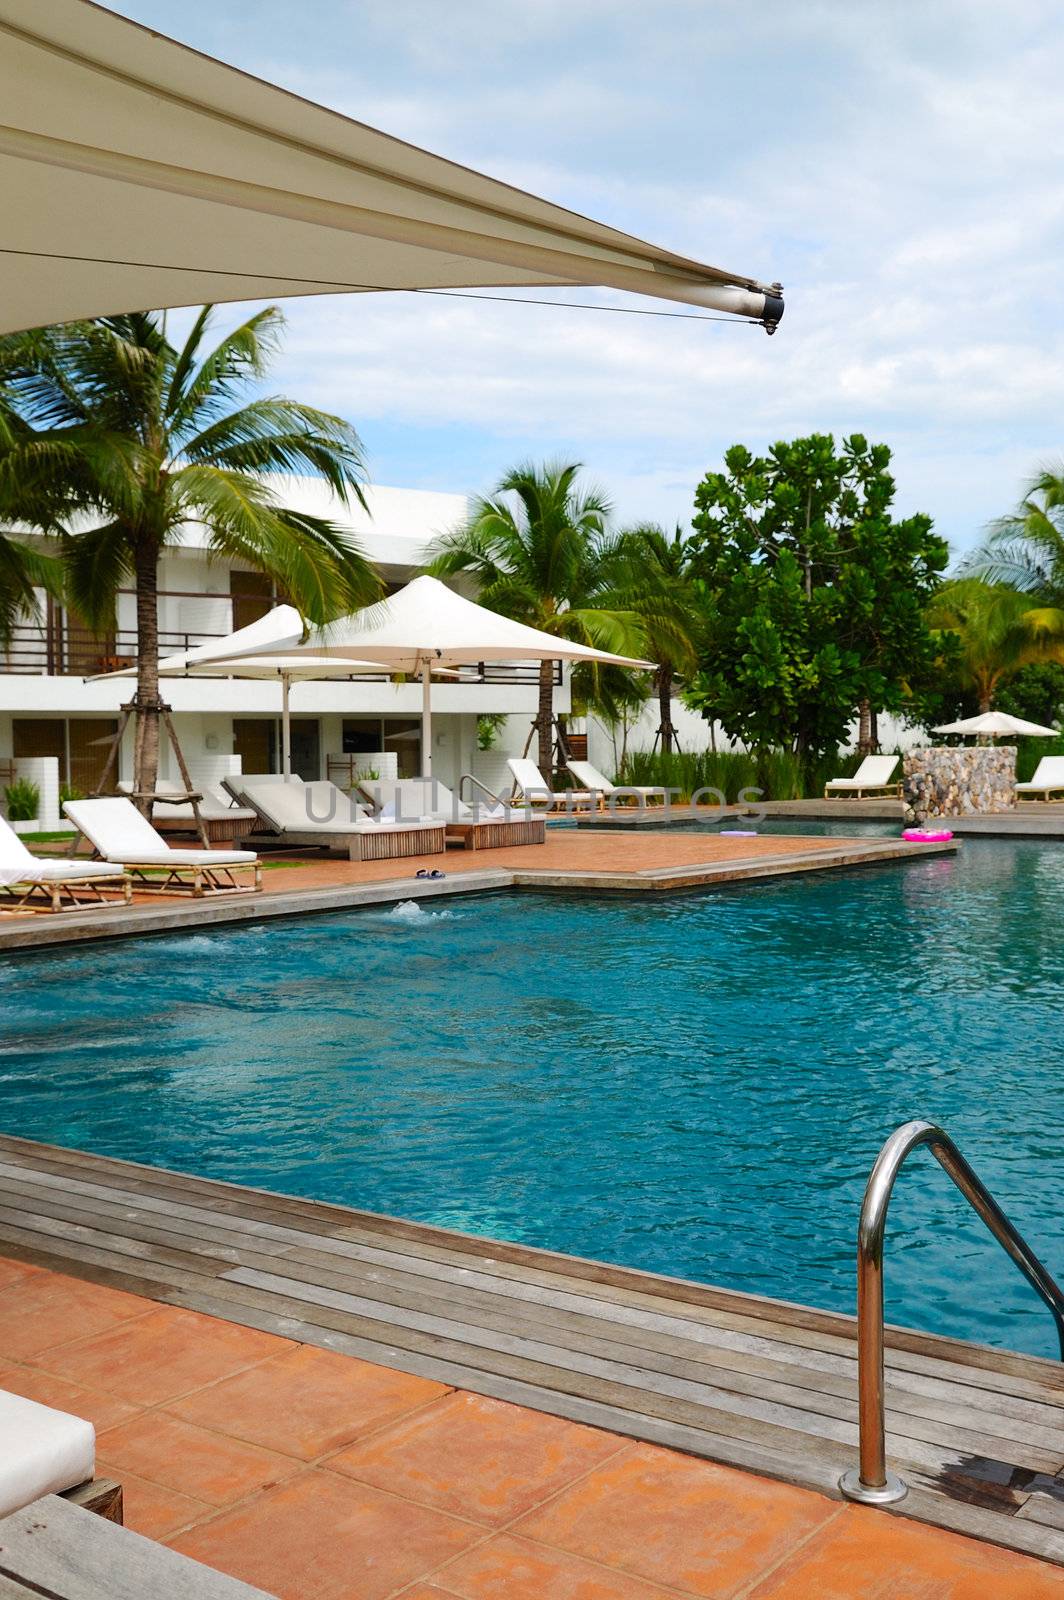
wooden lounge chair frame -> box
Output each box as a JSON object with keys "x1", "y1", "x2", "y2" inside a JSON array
[
  {"x1": 824, "y1": 755, "x2": 902, "y2": 800},
  {"x1": 363, "y1": 777, "x2": 546, "y2": 851},
  {"x1": 117, "y1": 860, "x2": 263, "y2": 897},
  {"x1": 232, "y1": 776, "x2": 447, "y2": 861},
  {"x1": 822, "y1": 779, "x2": 903, "y2": 799},
  {"x1": 1016, "y1": 757, "x2": 1064, "y2": 802},
  {"x1": 0, "y1": 873, "x2": 132, "y2": 915},
  {"x1": 246, "y1": 823, "x2": 447, "y2": 861}
]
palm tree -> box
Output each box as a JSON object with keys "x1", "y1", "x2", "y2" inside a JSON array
[
  {"x1": 0, "y1": 306, "x2": 381, "y2": 801},
  {"x1": 613, "y1": 523, "x2": 702, "y2": 754},
  {"x1": 927, "y1": 578, "x2": 1064, "y2": 713},
  {"x1": 964, "y1": 469, "x2": 1064, "y2": 602},
  {"x1": 426, "y1": 461, "x2": 646, "y2": 777},
  {"x1": 0, "y1": 364, "x2": 67, "y2": 645}
]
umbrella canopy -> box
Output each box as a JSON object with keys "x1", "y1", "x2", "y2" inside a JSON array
[
  {"x1": 88, "y1": 609, "x2": 386, "y2": 778},
  {"x1": 231, "y1": 575, "x2": 656, "y2": 776},
  {"x1": 933, "y1": 712, "x2": 1060, "y2": 739},
  {"x1": 0, "y1": 1, "x2": 784, "y2": 334}
]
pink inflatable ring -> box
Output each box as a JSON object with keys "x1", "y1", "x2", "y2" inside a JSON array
[{"x1": 903, "y1": 828, "x2": 954, "y2": 843}]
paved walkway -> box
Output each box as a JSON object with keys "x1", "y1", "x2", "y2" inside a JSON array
[
  {"x1": 257, "y1": 830, "x2": 848, "y2": 891},
  {"x1": 2, "y1": 1259, "x2": 1061, "y2": 1598}
]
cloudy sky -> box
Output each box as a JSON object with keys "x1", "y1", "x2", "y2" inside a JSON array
[{"x1": 112, "y1": 0, "x2": 1064, "y2": 558}]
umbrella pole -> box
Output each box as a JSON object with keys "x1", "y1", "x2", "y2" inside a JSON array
[
  {"x1": 421, "y1": 659, "x2": 432, "y2": 779},
  {"x1": 282, "y1": 672, "x2": 292, "y2": 779}
]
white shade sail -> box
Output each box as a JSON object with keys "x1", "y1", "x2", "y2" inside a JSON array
[
  {"x1": 240, "y1": 576, "x2": 656, "y2": 673},
  {"x1": 934, "y1": 712, "x2": 1060, "y2": 739},
  {"x1": 0, "y1": 1, "x2": 784, "y2": 334},
  {"x1": 225, "y1": 574, "x2": 655, "y2": 777}
]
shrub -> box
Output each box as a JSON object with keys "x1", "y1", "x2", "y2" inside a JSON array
[
  {"x1": 4, "y1": 777, "x2": 41, "y2": 821},
  {"x1": 477, "y1": 713, "x2": 507, "y2": 751},
  {"x1": 618, "y1": 747, "x2": 878, "y2": 802}
]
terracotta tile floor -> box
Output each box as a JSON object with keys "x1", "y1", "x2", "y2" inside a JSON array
[
  {"x1": 257, "y1": 830, "x2": 845, "y2": 894},
  {"x1": 29, "y1": 828, "x2": 849, "y2": 912},
  {"x1": 2, "y1": 1261, "x2": 1064, "y2": 1597}
]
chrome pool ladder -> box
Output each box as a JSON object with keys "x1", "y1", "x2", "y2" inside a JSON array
[{"x1": 839, "y1": 1118, "x2": 1064, "y2": 1506}]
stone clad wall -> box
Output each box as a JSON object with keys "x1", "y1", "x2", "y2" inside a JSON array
[{"x1": 903, "y1": 746, "x2": 1016, "y2": 820}]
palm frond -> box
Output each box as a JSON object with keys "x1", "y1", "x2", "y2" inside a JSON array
[
  {"x1": 167, "y1": 307, "x2": 285, "y2": 437},
  {"x1": 173, "y1": 463, "x2": 380, "y2": 623},
  {"x1": 59, "y1": 522, "x2": 132, "y2": 633},
  {"x1": 178, "y1": 399, "x2": 368, "y2": 507}
]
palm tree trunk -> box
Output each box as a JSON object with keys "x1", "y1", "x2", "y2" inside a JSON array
[
  {"x1": 133, "y1": 541, "x2": 160, "y2": 813},
  {"x1": 537, "y1": 658, "x2": 554, "y2": 779},
  {"x1": 857, "y1": 699, "x2": 872, "y2": 755},
  {"x1": 658, "y1": 666, "x2": 673, "y2": 754}
]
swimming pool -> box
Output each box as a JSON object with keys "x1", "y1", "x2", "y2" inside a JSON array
[{"x1": 3, "y1": 836, "x2": 1063, "y2": 1356}]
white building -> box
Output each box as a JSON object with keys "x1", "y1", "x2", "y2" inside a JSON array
[{"x1": 0, "y1": 479, "x2": 571, "y2": 817}]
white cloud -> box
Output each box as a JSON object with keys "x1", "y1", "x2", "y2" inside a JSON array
[{"x1": 117, "y1": 0, "x2": 1064, "y2": 552}]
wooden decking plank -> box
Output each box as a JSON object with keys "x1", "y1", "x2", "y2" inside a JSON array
[
  {"x1": 6, "y1": 1170, "x2": 1060, "y2": 1468},
  {"x1": 0, "y1": 1132, "x2": 1036, "y2": 1357},
  {"x1": 1017, "y1": 1491, "x2": 1064, "y2": 1532},
  {"x1": 151, "y1": 1280, "x2": 850, "y2": 1500},
  {"x1": 4, "y1": 1143, "x2": 1059, "y2": 1415},
  {"x1": 221, "y1": 1264, "x2": 1040, "y2": 1483},
  {"x1": 1, "y1": 1136, "x2": 1058, "y2": 1398},
  {"x1": 4, "y1": 1158, "x2": 1056, "y2": 1433},
  {"x1": 3, "y1": 1134, "x2": 1064, "y2": 1563}
]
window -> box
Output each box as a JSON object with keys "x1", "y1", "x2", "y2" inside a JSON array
[
  {"x1": 232, "y1": 718, "x2": 276, "y2": 777},
  {"x1": 12, "y1": 717, "x2": 119, "y2": 794},
  {"x1": 230, "y1": 571, "x2": 275, "y2": 633}
]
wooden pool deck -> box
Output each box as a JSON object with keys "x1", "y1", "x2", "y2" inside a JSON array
[
  {"x1": 0, "y1": 829, "x2": 956, "y2": 951},
  {"x1": 1, "y1": 1135, "x2": 1060, "y2": 1570}
]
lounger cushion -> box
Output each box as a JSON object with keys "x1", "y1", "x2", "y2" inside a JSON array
[
  {"x1": 0, "y1": 1389, "x2": 95, "y2": 1518},
  {"x1": 826, "y1": 756, "x2": 899, "y2": 790},
  {"x1": 242, "y1": 778, "x2": 436, "y2": 835},
  {"x1": 21, "y1": 861, "x2": 124, "y2": 882},
  {"x1": 566, "y1": 760, "x2": 664, "y2": 797},
  {"x1": 1017, "y1": 757, "x2": 1064, "y2": 793},
  {"x1": 117, "y1": 781, "x2": 256, "y2": 823},
  {"x1": 64, "y1": 798, "x2": 257, "y2": 866},
  {"x1": 116, "y1": 848, "x2": 257, "y2": 866}
]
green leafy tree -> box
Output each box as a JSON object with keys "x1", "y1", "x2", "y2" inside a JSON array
[
  {"x1": 427, "y1": 461, "x2": 648, "y2": 778},
  {"x1": 996, "y1": 662, "x2": 1064, "y2": 727},
  {"x1": 0, "y1": 307, "x2": 381, "y2": 802},
  {"x1": 613, "y1": 523, "x2": 702, "y2": 753},
  {"x1": 925, "y1": 579, "x2": 1064, "y2": 714},
  {"x1": 685, "y1": 434, "x2": 947, "y2": 774}
]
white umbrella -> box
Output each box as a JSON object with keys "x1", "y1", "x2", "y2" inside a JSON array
[
  {"x1": 89, "y1": 609, "x2": 385, "y2": 779},
  {"x1": 230, "y1": 575, "x2": 656, "y2": 777},
  {"x1": 933, "y1": 712, "x2": 1060, "y2": 740}
]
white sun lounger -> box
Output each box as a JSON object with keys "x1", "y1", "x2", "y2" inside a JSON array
[
  {"x1": 64, "y1": 798, "x2": 262, "y2": 896},
  {"x1": 0, "y1": 814, "x2": 130, "y2": 914},
  {"x1": 360, "y1": 777, "x2": 545, "y2": 850},
  {"x1": 118, "y1": 780, "x2": 257, "y2": 842},
  {"x1": 506, "y1": 757, "x2": 598, "y2": 811},
  {"x1": 824, "y1": 755, "x2": 902, "y2": 798},
  {"x1": 565, "y1": 759, "x2": 677, "y2": 807},
  {"x1": 1016, "y1": 756, "x2": 1064, "y2": 801},
  {"x1": 0, "y1": 1389, "x2": 96, "y2": 1519},
  {"x1": 232, "y1": 776, "x2": 446, "y2": 861}
]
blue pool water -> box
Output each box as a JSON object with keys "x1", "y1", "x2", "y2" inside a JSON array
[{"x1": 2, "y1": 836, "x2": 1063, "y2": 1356}]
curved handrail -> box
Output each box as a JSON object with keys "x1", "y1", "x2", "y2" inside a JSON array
[
  {"x1": 458, "y1": 773, "x2": 506, "y2": 808},
  {"x1": 839, "y1": 1119, "x2": 1064, "y2": 1506}
]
